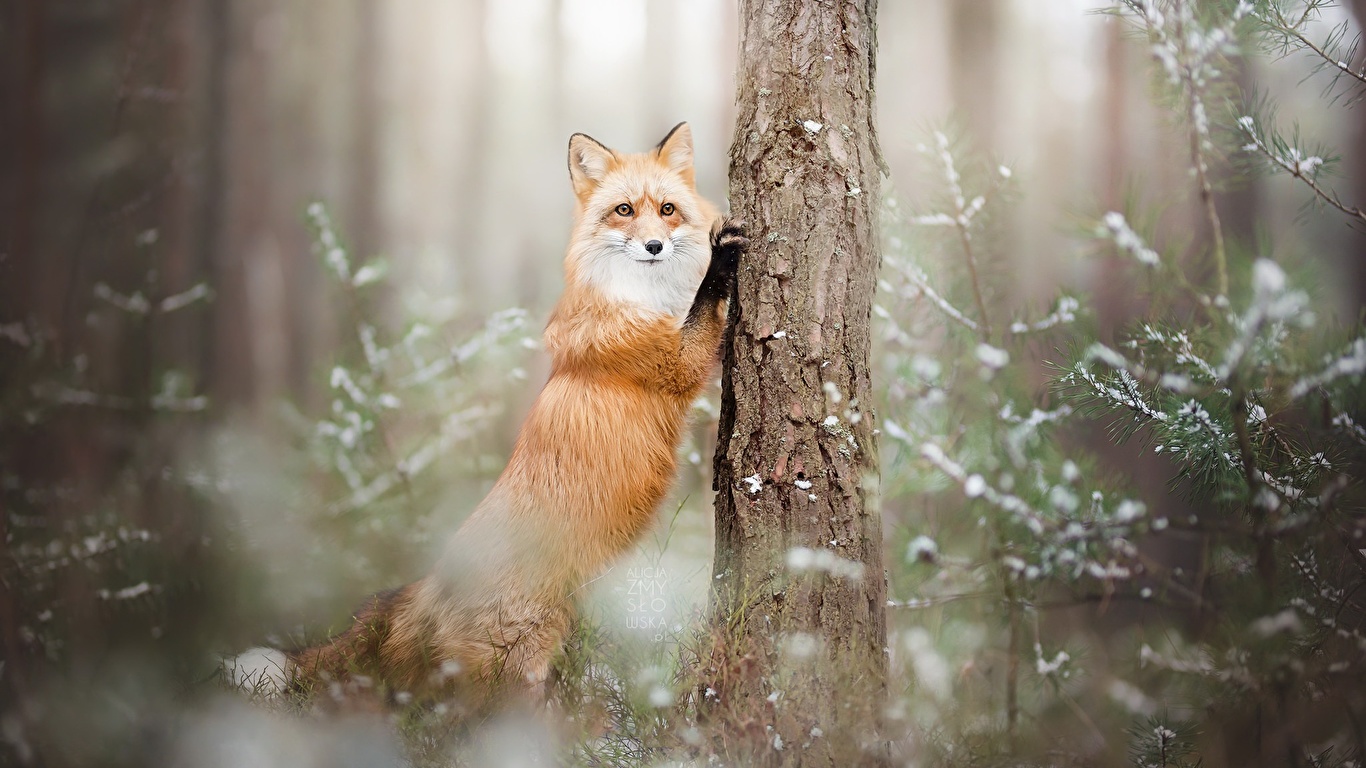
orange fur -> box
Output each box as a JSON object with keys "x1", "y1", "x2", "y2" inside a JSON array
[{"x1": 275, "y1": 123, "x2": 744, "y2": 711}]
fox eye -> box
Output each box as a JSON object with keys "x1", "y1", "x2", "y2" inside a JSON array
[
  {"x1": 660, "y1": 203, "x2": 675, "y2": 216},
  {"x1": 615, "y1": 203, "x2": 634, "y2": 217}
]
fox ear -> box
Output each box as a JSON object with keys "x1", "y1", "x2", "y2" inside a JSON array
[
  {"x1": 568, "y1": 133, "x2": 616, "y2": 199},
  {"x1": 655, "y1": 122, "x2": 695, "y2": 184}
]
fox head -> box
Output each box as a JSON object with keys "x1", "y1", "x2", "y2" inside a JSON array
[{"x1": 563, "y1": 122, "x2": 720, "y2": 319}]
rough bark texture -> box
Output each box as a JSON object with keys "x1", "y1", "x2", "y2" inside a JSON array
[{"x1": 708, "y1": 1, "x2": 887, "y2": 765}]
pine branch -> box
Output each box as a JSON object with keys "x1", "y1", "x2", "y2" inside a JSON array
[
  {"x1": 1257, "y1": 4, "x2": 1366, "y2": 90},
  {"x1": 1239, "y1": 117, "x2": 1366, "y2": 225}
]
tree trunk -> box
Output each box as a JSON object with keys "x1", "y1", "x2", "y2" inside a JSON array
[
  {"x1": 1345, "y1": 0, "x2": 1366, "y2": 309},
  {"x1": 948, "y1": 0, "x2": 1002, "y2": 152},
  {"x1": 708, "y1": 1, "x2": 888, "y2": 765}
]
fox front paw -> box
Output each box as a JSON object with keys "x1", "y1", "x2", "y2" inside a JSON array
[
  {"x1": 708, "y1": 218, "x2": 749, "y2": 284},
  {"x1": 686, "y1": 219, "x2": 749, "y2": 325}
]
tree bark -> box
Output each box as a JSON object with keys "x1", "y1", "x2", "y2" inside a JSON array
[{"x1": 708, "y1": 1, "x2": 888, "y2": 765}]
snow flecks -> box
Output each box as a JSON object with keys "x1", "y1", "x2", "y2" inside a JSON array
[
  {"x1": 822, "y1": 380, "x2": 842, "y2": 404},
  {"x1": 906, "y1": 535, "x2": 938, "y2": 563},
  {"x1": 975, "y1": 344, "x2": 1010, "y2": 370},
  {"x1": 1010, "y1": 296, "x2": 1080, "y2": 335},
  {"x1": 159, "y1": 283, "x2": 212, "y2": 313},
  {"x1": 224, "y1": 647, "x2": 290, "y2": 696},
  {"x1": 1107, "y1": 679, "x2": 1158, "y2": 716},
  {"x1": 648, "y1": 684, "x2": 675, "y2": 707},
  {"x1": 785, "y1": 546, "x2": 865, "y2": 580},
  {"x1": 1250, "y1": 608, "x2": 1303, "y2": 638},
  {"x1": 920, "y1": 442, "x2": 1048, "y2": 535},
  {"x1": 352, "y1": 263, "x2": 386, "y2": 288},
  {"x1": 98, "y1": 581, "x2": 153, "y2": 600},
  {"x1": 1102, "y1": 212, "x2": 1160, "y2": 267},
  {"x1": 904, "y1": 627, "x2": 952, "y2": 700},
  {"x1": 934, "y1": 132, "x2": 965, "y2": 213},
  {"x1": 801, "y1": 119, "x2": 823, "y2": 135},
  {"x1": 1221, "y1": 259, "x2": 1310, "y2": 383},
  {"x1": 93, "y1": 283, "x2": 151, "y2": 315},
  {"x1": 1331, "y1": 412, "x2": 1366, "y2": 445},
  {"x1": 1061, "y1": 460, "x2": 1081, "y2": 483},
  {"x1": 1086, "y1": 561, "x2": 1132, "y2": 580},
  {"x1": 1239, "y1": 116, "x2": 1325, "y2": 179},
  {"x1": 882, "y1": 419, "x2": 914, "y2": 445},
  {"x1": 308, "y1": 202, "x2": 350, "y2": 280},
  {"x1": 964, "y1": 474, "x2": 987, "y2": 498},
  {"x1": 1072, "y1": 362, "x2": 1169, "y2": 424},
  {"x1": 783, "y1": 632, "x2": 820, "y2": 659},
  {"x1": 886, "y1": 257, "x2": 979, "y2": 332},
  {"x1": 1115, "y1": 499, "x2": 1147, "y2": 523},
  {"x1": 1291, "y1": 337, "x2": 1366, "y2": 399},
  {"x1": 741, "y1": 474, "x2": 763, "y2": 495},
  {"x1": 1035, "y1": 645, "x2": 1071, "y2": 678}
]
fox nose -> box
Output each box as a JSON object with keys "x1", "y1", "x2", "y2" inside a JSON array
[{"x1": 645, "y1": 240, "x2": 664, "y2": 255}]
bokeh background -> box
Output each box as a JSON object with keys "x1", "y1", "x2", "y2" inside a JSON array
[
  {"x1": 7, "y1": 0, "x2": 1364, "y2": 408},
  {"x1": 3, "y1": 1, "x2": 1366, "y2": 765}
]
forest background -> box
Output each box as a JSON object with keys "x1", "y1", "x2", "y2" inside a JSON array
[{"x1": 4, "y1": 0, "x2": 1366, "y2": 765}]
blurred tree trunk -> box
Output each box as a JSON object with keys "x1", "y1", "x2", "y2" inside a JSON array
[
  {"x1": 0, "y1": 2, "x2": 220, "y2": 761},
  {"x1": 3, "y1": 0, "x2": 45, "y2": 324},
  {"x1": 447, "y1": 0, "x2": 492, "y2": 290},
  {"x1": 949, "y1": 0, "x2": 1002, "y2": 151},
  {"x1": 0, "y1": 0, "x2": 47, "y2": 745},
  {"x1": 348, "y1": 0, "x2": 382, "y2": 274},
  {"x1": 646, "y1": 0, "x2": 674, "y2": 133},
  {"x1": 213, "y1": 0, "x2": 275, "y2": 405},
  {"x1": 1347, "y1": 0, "x2": 1366, "y2": 309},
  {"x1": 1096, "y1": 16, "x2": 1132, "y2": 339},
  {"x1": 708, "y1": 2, "x2": 887, "y2": 765},
  {"x1": 195, "y1": 0, "x2": 232, "y2": 393}
]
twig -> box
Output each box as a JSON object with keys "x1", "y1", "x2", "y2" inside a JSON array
[
  {"x1": 887, "y1": 258, "x2": 979, "y2": 333},
  {"x1": 926, "y1": 132, "x2": 994, "y2": 339},
  {"x1": 1005, "y1": 581, "x2": 1020, "y2": 743},
  {"x1": 1176, "y1": 12, "x2": 1229, "y2": 296},
  {"x1": 957, "y1": 224, "x2": 993, "y2": 341},
  {"x1": 1260, "y1": 5, "x2": 1366, "y2": 89},
  {"x1": 1240, "y1": 119, "x2": 1366, "y2": 225}
]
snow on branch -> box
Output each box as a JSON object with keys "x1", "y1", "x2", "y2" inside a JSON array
[
  {"x1": 93, "y1": 283, "x2": 151, "y2": 315},
  {"x1": 308, "y1": 202, "x2": 351, "y2": 281},
  {"x1": 1008, "y1": 296, "x2": 1081, "y2": 336},
  {"x1": 1070, "y1": 363, "x2": 1170, "y2": 424},
  {"x1": 920, "y1": 442, "x2": 1049, "y2": 536},
  {"x1": 1100, "y1": 212, "x2": 1160, "y2": 268},
  {"x1": 1331, "y1": 412, "x2": 1366, "y2": 446},
  {"x1": 1291, "y1": 337, "x2": 1366, "y2": 398},
  {"x1": 886, "y1": 258, "x2": 979, "y2": 333},
  {"x1": 1238, "y1": 116, "x2": 1366, "y2": 224},
  {"x1": 1219, "y1": 259, "x2": 1310, "y2": 383},
  {"x1": 1252, "y1": 2, "x2": 1366, "y2": 90}
]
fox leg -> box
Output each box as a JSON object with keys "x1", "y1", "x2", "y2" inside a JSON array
[
  {"x1": 666, "y1": 218, "x2": 747, "y2": 396},
  {"x1": 482, "y1": 601, "x2": 572, "y2": 702}
]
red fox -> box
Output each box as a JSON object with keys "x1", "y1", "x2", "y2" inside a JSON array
[{"x1": 227, "y1": 123, "x2": 747, "y2": 711}]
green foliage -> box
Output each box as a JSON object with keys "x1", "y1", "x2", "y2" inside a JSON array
[
  {"x1": 870, "y1": 1, "x2": 1366, "y2": 765},
  {"x1": 293, "y1": 203, "x2": 536, "y2": 591}
]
